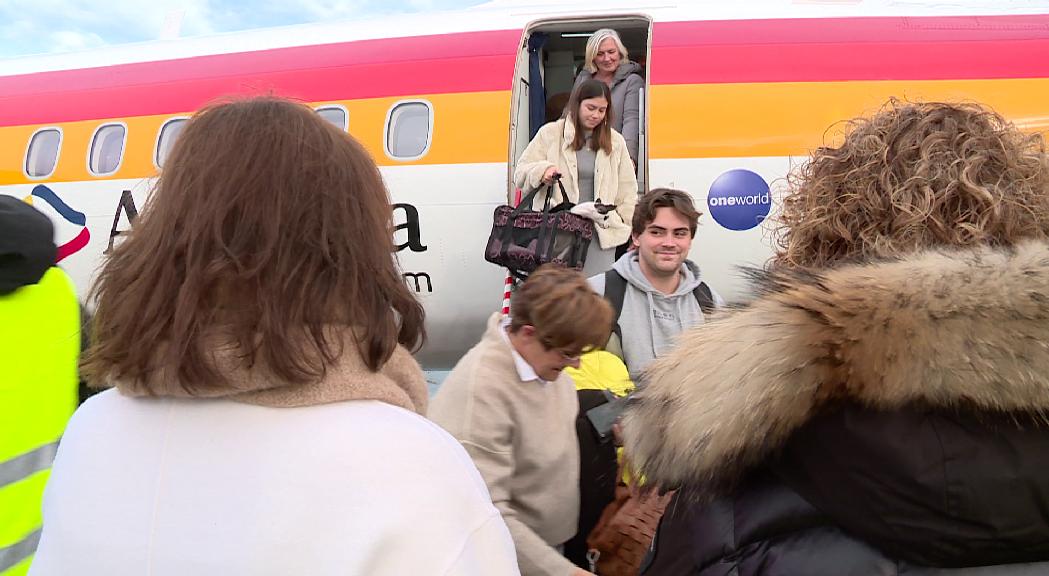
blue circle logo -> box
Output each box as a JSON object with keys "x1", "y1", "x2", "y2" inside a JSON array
[{"x1": 707, "y1": 169, "x2": 771, "y2": 231}]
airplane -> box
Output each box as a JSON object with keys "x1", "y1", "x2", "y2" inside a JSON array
[{"x1": 1, "y1": 0, "x2": 1047, "y2": 372}]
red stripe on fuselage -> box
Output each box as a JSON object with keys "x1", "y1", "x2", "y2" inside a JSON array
[
  {"x1": 3, "y1": 15, "x2": 1048, "y2": 127},
  {"x1": 650, "y1": 15, "x2": 1049, "y2": 84},
  {"x1": 0, "y1": 30, "x2": 521, "y2": 127}
]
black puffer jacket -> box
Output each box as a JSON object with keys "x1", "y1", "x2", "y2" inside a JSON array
[
  {"x1": 645, "y1": 405, "x2": 1049, "y2": 575},
  {"x1": 623, "y1": 243, "x2": 1049, "y2": 575}
]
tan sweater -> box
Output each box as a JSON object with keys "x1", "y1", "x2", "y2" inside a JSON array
[
  {"x1": 111, "y1": 327, "x2": 428, "y2": 414},
  {"x1": 430, "y1": 313, "x2": 580, "y2": 576}
]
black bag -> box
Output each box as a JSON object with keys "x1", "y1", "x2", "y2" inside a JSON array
[{"x1": 484, "y1": 179, "x2": 593, "y2": 277}]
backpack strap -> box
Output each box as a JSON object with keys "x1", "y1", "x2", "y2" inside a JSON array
[
  {"x1": 693, "y1": 281, "x2": 715, "y2": 315},
  {"x1": 603, "y1": 269, "x2": 628, "y2": 341}
]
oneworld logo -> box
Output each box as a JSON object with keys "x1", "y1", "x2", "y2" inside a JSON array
[{"x1": 707, "y1": 169, "x2": 771, "y2": 231}]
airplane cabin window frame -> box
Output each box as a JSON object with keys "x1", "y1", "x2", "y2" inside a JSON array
[
  {"x1": 87, "y1": 122, "x2": 128, "y2": 177},
  {"x1": 24, "y1": 127, "x2": 63, "y2": 179},
  {"x1": 154, "y1": 117, "x2": 190, "y2": 169},
  {"x1": 315, "y1": 105, "x2": 349, "y2": 132},
  {"x1": 383, "y1": 100, "x2": 434, "y2": 161}
]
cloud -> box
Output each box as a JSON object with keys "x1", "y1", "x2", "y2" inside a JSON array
[
  {"x1": 0, "y1": 0, "x2": 483, "y2": 59},
  {"x1": 0, "y1": 0, "x2": 217, "y2": 58},
  {"x1": 48, "y1": 30, "x2": 108, "y2": 53}
]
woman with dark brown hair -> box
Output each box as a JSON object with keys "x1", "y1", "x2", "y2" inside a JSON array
[
  {"x1": 514, "y1": 79, "x2": 638, "y2": 276},
  {"x1": 29, "y1": 97, "x2": 519, "y2": 576},
  {"x1": 624, "y1": 100, "x2": 1049, "y2": 575}
]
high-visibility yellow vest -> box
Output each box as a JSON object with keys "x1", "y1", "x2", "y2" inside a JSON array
[{"x1": 0, "y1": 267, "x2": 79, "y2": 576}]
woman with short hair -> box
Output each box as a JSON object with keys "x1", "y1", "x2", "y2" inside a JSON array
[
  {"x1": 431, "y1": 265, "x2": 613, "y2": 576},
  {"x1": 573, "y1": 29, "x2": 644, "y2": 166},
  {"x1": 29, "y1": 97, "x2": 519, "y2": 576}
]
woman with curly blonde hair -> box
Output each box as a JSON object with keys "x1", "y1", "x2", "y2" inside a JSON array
[
  {"x1": 624, "y1": 100, "x2": 1049, "y2": 575},
  {"x1": 775, "y1": 99, "x2": 1049, "y2": 269}
]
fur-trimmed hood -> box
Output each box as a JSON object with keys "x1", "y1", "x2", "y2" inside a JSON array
[{"x1": 622, "y1": 241, "x2": 1049, "y2": 493}]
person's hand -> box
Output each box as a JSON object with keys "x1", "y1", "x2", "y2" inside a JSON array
[
  {"x1": 611, "y1": 421, "x2": 624, "y2": 446},
  {"x1": 571, "y1": 569, "x2": 597, "y2": 576},
  {"x1": 542, "y1": 166, "x2": 561, "y2": 184}
]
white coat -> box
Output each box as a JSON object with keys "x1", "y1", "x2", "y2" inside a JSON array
[
  {"x1": 513, "y1": 119, "x2": 637, "y2": 250},
  {"x1": 29, "y1": 391, "x2": 521, "y2": 576}
]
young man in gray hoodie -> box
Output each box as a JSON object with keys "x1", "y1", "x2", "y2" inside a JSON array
[{"x1": 588, "y1": 188, "x2": 724, "y2": 380}]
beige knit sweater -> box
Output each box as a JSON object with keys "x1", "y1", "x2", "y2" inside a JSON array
[{"x1": 430, "y1": 313, "x2": 580, "y2": 576}]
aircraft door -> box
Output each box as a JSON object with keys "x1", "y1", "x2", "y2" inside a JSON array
[{"x1": 510, "y1": 16, "x2": 653, "y2": 200}]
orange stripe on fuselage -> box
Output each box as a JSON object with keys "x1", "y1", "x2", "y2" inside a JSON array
[
  {"x1": 649, "y1": 77, "x2": 1049, "y2": 159},
  {"x1": 0, "y1": 91, "x2": 511, "y2": 184},
  {"x1": 3, "y1": 79, "x2": 1048, "y2": 185}
]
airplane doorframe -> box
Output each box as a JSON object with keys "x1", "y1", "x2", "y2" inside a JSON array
[{"x1": 507, "y1": 14, "x2": 654, "y2": 203}]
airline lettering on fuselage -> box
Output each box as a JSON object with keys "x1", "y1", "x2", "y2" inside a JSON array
[
  {"x1": 403, "y1": 272, "x2": 433, "y2": 293},
  {"x1": 107, "y1": 190, "x2": 138, "y2": 253},
  {"x1": 105, "y1": 193, "x2": 434, "y2": 292},
  {"x1": 392, "y1": 204, "x2": 433, "y2": 293},
  {"x1": 393, "y1": 203, "x2": 427, "y2": 253}
]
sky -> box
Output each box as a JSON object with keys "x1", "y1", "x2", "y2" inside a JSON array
[{"x1": 0, "y1": 0, "x2": 487, "y2": 59}]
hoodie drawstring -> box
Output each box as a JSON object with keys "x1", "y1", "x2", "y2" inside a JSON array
[{"x1": 646, "y1": 291, "x2": 660, "y2": 360}]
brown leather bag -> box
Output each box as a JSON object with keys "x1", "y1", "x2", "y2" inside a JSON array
[{"x1": 585, "y1": 479, "x2": 674, "y2": 576}]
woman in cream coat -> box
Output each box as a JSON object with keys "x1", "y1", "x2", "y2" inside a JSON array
[
  {"x1": 28, "y1": 98, "x2": 519, "y2": 576},
  {"x1": 514, "y1": 79, "x2": 638, "y2": 274}
]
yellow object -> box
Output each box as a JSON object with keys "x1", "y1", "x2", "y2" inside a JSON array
[
  {"x1": 0, "y1": 267, "x2": 79, "y2": 575},
  {"x1": 565, "y1": 351, "x2": 643, "y2": 486},
  {"x1": 565, "y1": 350, "x2": 635, "y2": 397}
]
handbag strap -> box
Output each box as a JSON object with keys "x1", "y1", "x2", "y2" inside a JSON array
[
  {"x1": 549, "y1": 178, "x2": 569, "y2": 206},
  {"x1": 549, "y1": 178, "x2": 569, "y2": 208},
  {"x1": 512, "y1": 177, "x2": 568, "y2": 218}
]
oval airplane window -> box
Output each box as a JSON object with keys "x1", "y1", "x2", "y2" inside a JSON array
[
  {"x1": 385, "y1": 101, "x2": 432, "y2": 160},
  {"x1": 88, "y1": 124, "x2": 127, "y2": 176},
  {"x1": 316, "y1": 106, "x2": 348, "y2": 131},
  {"x1": 25, "y1": 128, "x2": 62, "y2": 178},
  {"x1": 156, "y1": 118, "x2": 188, "y2": 168}
]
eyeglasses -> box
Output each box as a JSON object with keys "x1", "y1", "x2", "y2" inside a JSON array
[
  {"x1": 557, "y1": 348, "x2": 583, "y2": 362},
  {"x1": 541, "y1": 339, "x2": 586, "y2": 362}
]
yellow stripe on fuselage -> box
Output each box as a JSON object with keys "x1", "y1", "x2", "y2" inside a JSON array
[
  {"x1": 3, "y1": 78, "x2": 1046, "y2": 186},
  {"x1": 0, "y1": 91, "x2": 512, "y2": 185},
  {"x1": 650, "y1": 77, "x2": 1049, "y2": 159}
]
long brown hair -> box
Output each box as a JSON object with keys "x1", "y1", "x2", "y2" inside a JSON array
[
  {"x1": 773, "y1": 100, "x2": 1049, "y2": 270},
  {"x1": 566, "y1": 79, "x2": 614, "y2": 155},
  {"x1": 83, "y1": 97, "x2": 426, "y2": 392}
]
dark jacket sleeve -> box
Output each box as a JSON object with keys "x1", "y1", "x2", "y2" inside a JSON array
[
  {"x1": 774, "y1": 402, "x2": 1049, "y2": 568},
  {"x1": 644, "y1": 472, "x2": 898, "y2": 576}
]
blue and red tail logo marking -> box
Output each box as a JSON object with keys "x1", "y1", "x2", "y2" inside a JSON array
[{"x1": 28, "y1": 185, "x2": 90, "y2": 262}]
